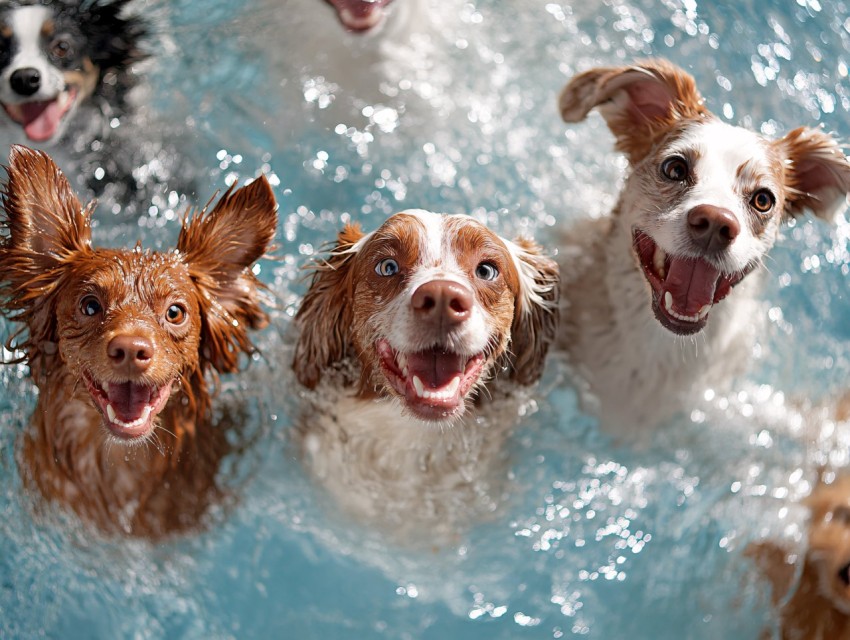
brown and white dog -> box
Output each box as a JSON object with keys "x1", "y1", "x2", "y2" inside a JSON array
[
  {"x1": 0, "y1": 146, "x2": 277, "y2": 538},
  {"x1": 748, "y1": 473, "x2": 850, "y2": 639},
  {"x1": 292, "y1": 210, "x2": 558, "y2": 539},
  {"x1": 555, "y1": 59, "x2": 850, "y2": 431}
]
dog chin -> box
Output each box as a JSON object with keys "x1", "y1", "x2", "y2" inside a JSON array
[{"x1": 1, "y1": 86, "x2": 79, "y2": 144}]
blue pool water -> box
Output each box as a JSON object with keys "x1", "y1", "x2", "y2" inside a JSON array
[{"x1": 4, "y1": 0, "x2": 850, "y2": 637}]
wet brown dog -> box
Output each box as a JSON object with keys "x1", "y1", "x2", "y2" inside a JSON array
[
  {"x1": 749, "y1": 474, "x2": 850, "y2": 639},
  {"x1": 0, "y1": 145, "x2": 277, "y2": 538}
]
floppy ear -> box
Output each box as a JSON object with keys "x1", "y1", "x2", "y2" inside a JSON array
[
  {"x1": 292, "y1": 224, "x2": 366, "y2": 389},
  {"x1": 503, "y1": 238, "x2": 559, "y2": 386},
  {"x1": 0, "y1": 145, "x2": 93, "y2": 349},
  {"x1": 177, "y1": 176, "x2": 278, "y2": 374},
  {"x1": 774, "y1": 127, "x2": 850, "y2": 221},
  {"x1": 558, "y1": 58, "x2": 709, "y2": 163}
]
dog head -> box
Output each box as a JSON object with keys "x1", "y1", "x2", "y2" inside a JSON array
[
  {"x1": 0, "y1": 145, "x2": 277, "y2": 442},
  {"x1": 0, "y1": 0, "x2": 146, "y2": 144},
  {"x1": 559, "y1": 59, "x2": 850, "y2": 335},
  {"x1": 293, "y1": 210, "x2": 558, "y2": 422},
  {"x1": 804, "y1": 474, "x2": 850, "y2": 614},
  {"x1": 322, "y1": 0, "x2": 398, "y2": 33}
]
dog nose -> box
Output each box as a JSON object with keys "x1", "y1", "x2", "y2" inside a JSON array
[
  {"x1": 411, "y1": 280, "x2": 473, "y2": 326},
  {"x1": 10, "y1": 68, "x2": 41, "y2": 97},
  {"x1": 107, "y1": 335, "x2": 154, "y2": 374},
  {"x1": 687, "y1": 205, "x2": 740, "y2": 252}
]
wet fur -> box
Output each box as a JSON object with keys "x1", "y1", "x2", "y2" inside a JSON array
[
  {"x1": 555, "y1": 58, "x2": 850, "y2": 432},
  {"x1": 292, "y1": 211, "x2": 558, "y2": 539},
  {"x1": 748, "y1": 474, "x2": 850, "y2": 639},
  {"x1": 0, "y1": 146, "x2": 277, "y2": 538}
]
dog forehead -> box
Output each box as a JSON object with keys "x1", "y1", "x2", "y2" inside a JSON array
[
  {"x1": 8, "y1": 5, "x2": 49, "y2": 41},
  {"x1": 671, "y1": 119, "x2": 772, "y2": 174},
  {"x1": 367, "y1": 209, "x2": 500, "y2": 263},
  {"x1": 74, "y1": 249, "x2": 190, "y2": 287}
]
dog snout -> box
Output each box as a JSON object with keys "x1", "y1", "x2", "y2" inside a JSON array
[
  {"x1": 687, "y1": 205, "x2": 740, "y2": 253},
  {"x1": 411, "y1": 280, "x2": 473, "y2": 326},
  {"x1": 107, "y1": 334, "x2": 154, "y2": 374},
  {"x1": 10, "y1": 68, "x2": 41, "y2": 97}
]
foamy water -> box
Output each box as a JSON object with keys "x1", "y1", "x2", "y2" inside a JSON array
[{"x1": 3, "y1": 0, "x2": 850, "y2": 638}]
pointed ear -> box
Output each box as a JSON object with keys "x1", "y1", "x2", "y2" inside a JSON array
[
  {"x1": 0, "y1": 145, "x2": 93, "y2": 345},
  {"x1": 558, "y1": 59, "x2": 708, "y2": 163},
  {"x1": 292, "y1": 224, "x2": 366, "y2": 389},
  {"x1": 775, "y1": 127, "x2": 850, "y2": 221},
  {"x1": 178, "y1": 176, "x2": 278, "y2": 373},
  {"x1": 503, "y1": 237, "x2": 559, "y2": 386}
]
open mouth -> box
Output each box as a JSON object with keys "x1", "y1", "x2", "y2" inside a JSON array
[
  {"x1": 376, "y1": 338, "x2": 486, "y2": 421},
  {"x1": 325, "y1": 0, "x2": 394, "y2": 32},
  {"x1": 82, "y1": 370, "x2": 174, "y2": 440},
  {"x1": 633, "y1": 230, "x2": 753, "y2": 336},
  {"x1": 2, "y1": 86, "x2": 77, "y2": 143}
]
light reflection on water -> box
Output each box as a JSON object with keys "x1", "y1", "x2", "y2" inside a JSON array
[{"x1": 3, "y1": 0, "x2": 850, "y2": 638}]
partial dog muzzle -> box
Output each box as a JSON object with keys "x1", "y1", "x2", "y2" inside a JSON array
[
  {"x1": 107, "y1": 334, "x2": 154, "y2": 375},
  {"x1": 687, "y1": 204, "x2": 740, "y2": 253},
  {"x1": 411, "y1": 280, "x2": 473, "y2": 327},
  {"x1": 10, "y1": 67, "x2": 41, "y2": 97}
]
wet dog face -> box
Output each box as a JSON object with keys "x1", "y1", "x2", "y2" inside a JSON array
[
  {"x1": 559, "y1": 59, "x2": 850, "y2": 336},
  {"x1": 0, "y1": 145, "x2": 277, "y2": 443},
  {"x1": 0, "y1": 1, "x2": 146, "y2": 144},
  {"x1": 293, "y1": 210, "x2": 559, "y2": 423}
]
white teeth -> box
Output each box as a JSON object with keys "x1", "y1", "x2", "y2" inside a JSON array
[
  {"x1": 653, "y1": 245, "x2": 667, "y2": 278},
  {"x1": 445, "y1": 376, "x2": 461, "y2": 397},
  {"x1": 662, "y1": 291, "x2": 707, "y2": 323},
  {"x1": 105, "y1": 404, "x2": 153, "y2": 430},
  {"x1": 102, "y1": 382, "x2": 109, "y2": 393},
  {"x1": 412, "y1": 375, "x2": 425, "y2": 398},
  {"x1": 411, "y1": 375, "x2": 462, "y2": 401}
]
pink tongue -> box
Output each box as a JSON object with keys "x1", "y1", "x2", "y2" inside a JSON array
[
  {"x1": 107, "y1": 382, "x2": 153, "y2": 422},
  {"x1": 407, "y1": 348, "x2": 464, "y2": 389},
  {"x1": 662, "y1": 256, "x2": 720, "y2": 316},
  {"x1": 20, "y1": 100, "x2": 62, "y2": 142},
  {"x1": 326, "y1": 0, "x2": 392, "y2": 26}
]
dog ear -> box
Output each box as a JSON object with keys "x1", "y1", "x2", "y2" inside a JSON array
[
  {"x1": 292, "y1": 224, "x2": 366, "y2": 389},
  {"x1": 0, "y1": 145, "x2": 94, "y2": 346},
  {"x1": 177, "y1": 176, "x2": 278, "y2": 374},
  {"x1": 558, "y1": 58, "x2": 708, "y2": 163},
  {"x1": 504, "y1": 238, "x2": 559, "y2": 386},
  {"x1": 774, "y1": 127, "x2": 850, "y2": 221}
]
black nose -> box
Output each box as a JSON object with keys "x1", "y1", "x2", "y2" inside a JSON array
[{"x1": 10, "y1": 67, "x2": 41, "y2": 96}]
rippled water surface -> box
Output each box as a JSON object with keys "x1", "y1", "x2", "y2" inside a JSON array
[{"x1": 4, "y1": 0, "x2": 850, "y2": 638}]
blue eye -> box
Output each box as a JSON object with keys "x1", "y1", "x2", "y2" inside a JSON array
[
  {"x1": 375, "y1": 258, "x2": 400, "y2": 277},
  {"x1": 80, "y1": 295, "x2": 102, "y2": 317},
  {"x1": 475, "y1": 262, "x2": 499, "y2": 281}
]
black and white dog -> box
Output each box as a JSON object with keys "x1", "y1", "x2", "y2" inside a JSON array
[{"x1": 0, "y1": 0, "x2": 146, "y2": 145}]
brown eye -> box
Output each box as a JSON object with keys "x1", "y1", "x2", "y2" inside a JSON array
[
  {"x1": 751, "y1": 189, "x2": 775, "y2": 213},
  {"x1": 661, "y1": 156, "x2": 689, "y2": 181},
  {"x1": 80, "y1": 295, "x2": 102, "y2": 317},
  {"x1": 165, "y1": 304, "x2": 187, "y2": 325},
  {"x1": 50, "y1": 37, "x2": 72, "y2": 59}
]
